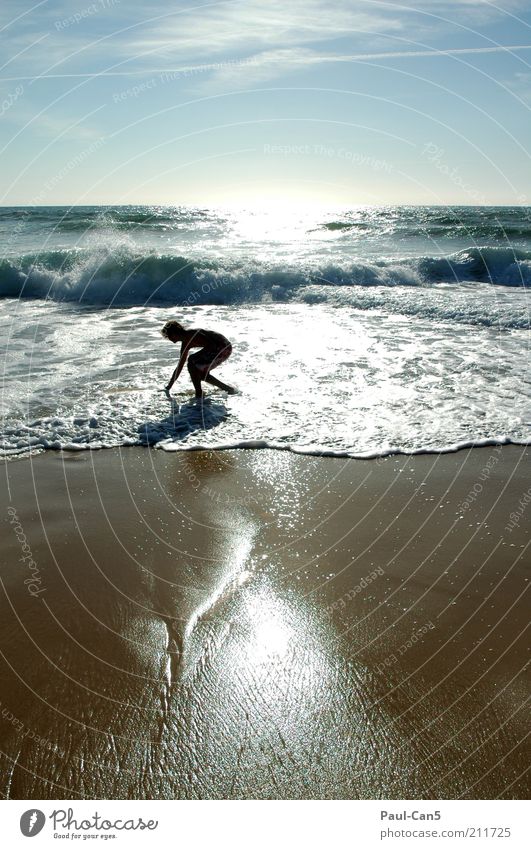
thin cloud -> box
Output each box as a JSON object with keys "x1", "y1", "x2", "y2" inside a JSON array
[
  {"x1": 1, "y1": 42, "x2": 530, "y2": 82},
  {"x1": 130, "y1": 0, "x2": 404, "y2": 59},
  {"x1": 188, "y1": 42, "x2": 531, "y2": 94},
  {"x1": 0, "y1": 0, "x2": 529, "y2": 86},
  {"x1": 505, "y1": 69, "x2": 531, "y2": 102}
]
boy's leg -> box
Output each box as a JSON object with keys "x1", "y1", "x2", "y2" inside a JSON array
[
  {"x1": 204, "y1": 374, "x2": 236, "y2": 393},
  {"x1": 187, "y1": 361, "x2": 204, "y2": 397}
]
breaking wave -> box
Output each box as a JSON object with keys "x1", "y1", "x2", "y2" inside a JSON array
[{"x1": 1, "y1": 245, "x2": 530, "y2": 311}]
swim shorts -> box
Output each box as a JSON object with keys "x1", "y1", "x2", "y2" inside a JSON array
[{"x1": 188, "y1": 343, "x2": 232, "y2": 378}]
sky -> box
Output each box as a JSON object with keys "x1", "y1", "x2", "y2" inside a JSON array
[{"x1": 0, "y1": 0, "x2": 530, "y2": 207}]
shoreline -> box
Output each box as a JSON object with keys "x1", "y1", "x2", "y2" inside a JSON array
[
  {"x1": 0, "y1": 446, "x2": 529, "y2": 799},
  {"x1": 4, "y1": 434, "x2": 531, "y2": 463}
]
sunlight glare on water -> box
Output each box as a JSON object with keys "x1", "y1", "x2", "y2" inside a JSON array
[{"x1": 0, "y1": 205, "x2": 529, "y2": 457}]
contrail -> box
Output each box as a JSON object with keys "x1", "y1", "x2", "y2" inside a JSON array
[
  {"x1": 0, "y1": 43, "x2": 530, "y2": 82},
  {"x1": 337, "y1": 44, "x2": 531, "y2": 61}
]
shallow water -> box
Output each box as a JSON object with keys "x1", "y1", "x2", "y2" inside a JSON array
[{"x1": 1, "y1": 205, "x2": 529, "y2": 457}]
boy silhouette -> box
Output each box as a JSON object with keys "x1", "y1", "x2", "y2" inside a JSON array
[{"x1": 161, "y1": 320, "x2": 236, "y2": 398}]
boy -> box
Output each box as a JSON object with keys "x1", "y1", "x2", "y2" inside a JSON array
[{"x1": 161, "y1": 320, "x2": 236, "y2": 398}]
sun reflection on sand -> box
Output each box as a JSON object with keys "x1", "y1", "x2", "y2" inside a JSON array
[
  {"x1": 245, "y1": 601, "x2": 291, "y2": 663},
  {"x1": 223, "y1": 581, "x2": 333, "y2": 693}
]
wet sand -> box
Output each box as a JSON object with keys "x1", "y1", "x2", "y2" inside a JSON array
[{"x1": 0, "y1": 446, "x2": 529, "y2": 799}]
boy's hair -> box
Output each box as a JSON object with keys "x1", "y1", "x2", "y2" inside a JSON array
[{"x1": 161, "y1": 320, "x2": 185, "y2": 339}]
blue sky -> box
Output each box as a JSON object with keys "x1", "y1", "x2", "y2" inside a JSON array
[{"x1": 1, "y1": 0, "x2": 530, "y2": 206}]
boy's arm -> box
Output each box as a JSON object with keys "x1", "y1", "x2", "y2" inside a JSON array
[{"x1": 165, "y1": 340, "x2": 192, "y2": 391}]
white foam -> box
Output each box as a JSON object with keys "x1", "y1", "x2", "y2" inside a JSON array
[
  {"x1": 1, "y1": 244, "x2": 531, "y2": 310},
  {"x1": 1, "y1": 301, "x2": 529, "y2": 460}
]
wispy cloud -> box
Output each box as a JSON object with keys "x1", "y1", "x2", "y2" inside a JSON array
[
  {"x1": 0, "y1": 91, "x2": 106, "y2": 142},
  {"x1": 2, "y1": 42, "x2": 530, "y2": 84},
  {"x1": 186, "y1": 42, "x2": 531, "y2": 94},
  {"x1": 505, "y1": 69, "x2": 531, "y2": 102},
  {"x1": 0, "y1": 0, "x2": 529, "y2": 88},
  {"x1": 130, "y1": 0, "x2": 403, "y2": 59}
]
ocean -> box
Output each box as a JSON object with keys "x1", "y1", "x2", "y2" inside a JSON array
[{"x1": 1, "y1": 204, "x2": 530, "y2": 458}]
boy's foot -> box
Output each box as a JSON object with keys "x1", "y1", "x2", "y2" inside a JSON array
[{"x1": 204, "y1": 375, "x2": 238, "y2": 394}]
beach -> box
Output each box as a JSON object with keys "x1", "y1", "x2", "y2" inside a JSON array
[
  {"x1": 0, "y1": 445, "x2": 528, "y2": 799},
  {"x1": 1, "y1": 0, "x2": 531, "y2": 825}
]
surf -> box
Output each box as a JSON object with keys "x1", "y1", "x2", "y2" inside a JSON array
[{"x1": 1, "y1": 245, "x2": 530, "y2": 309}]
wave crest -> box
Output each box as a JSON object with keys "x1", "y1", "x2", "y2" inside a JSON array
[{"x1": 1, "y1": 245, "x2": 530, "y2": 308}]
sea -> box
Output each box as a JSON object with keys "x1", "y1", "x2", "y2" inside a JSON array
[{"x1": 1, "y1": 204, "x2": 530, "y2": 458}]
